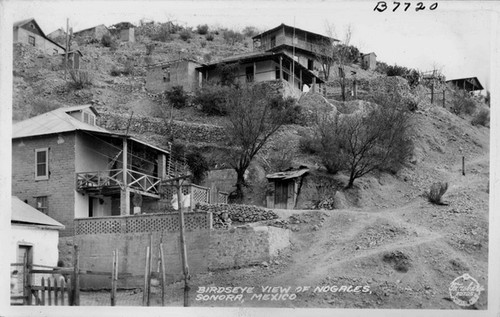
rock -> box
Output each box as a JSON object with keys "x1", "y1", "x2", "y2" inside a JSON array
[{"x1": 261, "y1": 261, "x2": 269, "y2": 267}]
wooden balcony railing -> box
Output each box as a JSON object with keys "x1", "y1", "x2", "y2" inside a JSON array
[{"x1": 76, "y1": 169, "x2": 161, "y2": 196}]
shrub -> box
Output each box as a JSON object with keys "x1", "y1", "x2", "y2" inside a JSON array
[
  {"x1": 223, "y1": 29, "x2": 244, "y2": 45},
  {"x1": 179, "y1": 29, "x2": 192, "y2": 41},
  {"x1": 242, "y1": 26, "x2": 259, "y2": 37},
  {"x1": 200, "y1": 41, "x2": 207, "y2": 48},
  {"x1": 427, "y1": 182, "x2": 448, "y2": 204},
  {"x1": 471, "y1": 108, "x2": 490, "y2": 127},
  {"x1": 165, "y1": 86, "x2": 189, "y2": 109},
  {"x1": 122, "y1": 60, "x2": 135, "y2": 76},
  {"x1": 110, "y1": 65, "x2": 121, "y2": 76},
  {"x1": 68, "y1": 69, "x2": 92, "y2": 90},
  {"x1": 193, "y1": 85, "x2": 229, "y2": 116},
  {"x1": 383, "y1": 251, "x2": 412, "y2": 273},
  {"x1": 101, "y1": 34, "x2": 113, "y2": 47},
  {"x1": 196, "y1": 24, "x2": 209, "y2": 35},
  {"x1": 205, "y1": 33, "x2": 214, "y2": 41},
  {"x1": 186, "y1": 151, "x2": 209, "y2": 184},
  {"x1": 452, "y1": 91, "x2": 476, "y2": 115},
  {"x1": 145, "y1": 43, "x2": 155, "y2": 55}
]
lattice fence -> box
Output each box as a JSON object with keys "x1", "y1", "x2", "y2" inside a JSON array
[{"x1": 75, "y1": 212, "x2": 212, "y2": 235}]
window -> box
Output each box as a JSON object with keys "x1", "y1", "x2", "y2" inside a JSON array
[
  {"x1": 28, "y1": 36, "x2": 35, "y2": 46},
  {"x1": 307, "y1": 59, "x2": 314, "y2": 71},
  {"x1": 35, "y1": 148, "x2": 49, "y2": 180},
  {"x1": 83, "y1": 112, "x2": 95, "y2": 126},
  {"x1": 270, "y1": 36, "x2": 276, "y2": 48},
  {"x1": 35, "y1": 196, "x2": 48, "y2": 214}
]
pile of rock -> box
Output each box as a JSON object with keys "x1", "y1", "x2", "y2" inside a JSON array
[{"x1": 196, "y1": 204, "x2": 278, "y2": 228}]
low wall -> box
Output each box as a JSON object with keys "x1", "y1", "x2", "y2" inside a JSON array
[
  {"x1": 73, "y1": 213, "x2": 290, "y2": 289},
  {"x1": 208, "y1": 226, "x2": 290, "y2": 270}
]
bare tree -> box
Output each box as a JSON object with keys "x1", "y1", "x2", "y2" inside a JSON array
[
  {"x1": 311, "y1": 100, "x2": 414, "y2": 188},
  {"x1": 314, "y1": 24, "x2": 356, "y2": 101},
  {"x1": 224, "y1": 84, "x2": 294, "y2": 201}
]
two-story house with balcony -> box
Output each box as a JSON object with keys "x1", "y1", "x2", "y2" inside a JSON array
[
  {"x1": 252, "y1": 23, "x2": 339, "y2": 76},
  {"x1": 11, "y1": 105, "x2": 184, "y2": 237}
]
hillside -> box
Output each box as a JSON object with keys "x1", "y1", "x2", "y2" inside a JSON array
[{"x1": 12, "y1": 24, "x2": 490, "y2": 309}]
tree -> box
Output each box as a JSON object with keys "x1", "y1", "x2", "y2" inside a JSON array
[
  {"x1": 311, "y1": 99, "x2": 414, "y2": 188},
  {"x1": 313, "y1": 23, "x2": 355, "y2": 101},
  {"x1": 223, "y1": 84, "x2": 295, "y2": 201}
]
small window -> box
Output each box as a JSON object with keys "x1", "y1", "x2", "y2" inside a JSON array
[
  {"x1": 83, "y1": 112, "x2": 96, "y2": 126},
  {"x1": 35, "y1": 196, "x2": 48, "y2": 214},
  {"x1": 245, "y1": 66, "x2": 254, "y2": 82},
  {"x1": 271, "y1": 36, "x2": 276, "y2": 47},
  {"x1": 35, "y1": 148, "x2": 49, "y2": 180},
  {"x1": 28, "y1": 36, "x2": 35, "y2": 47},
  {"x1": 307, "y1": 59, "x2": 314, "y2": 71}
]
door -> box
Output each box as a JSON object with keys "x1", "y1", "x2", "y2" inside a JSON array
[
  {"x1": 16, "y1": 245, "x2": 33, "y2": 296},
  {"x1": 274, "y1": 181, "x2": 289, "y2": 209}
]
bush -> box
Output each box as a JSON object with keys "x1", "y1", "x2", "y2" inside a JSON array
[
  {"x1": 186, "y1": 151, "x2": 209, "y2": 184},
  {"x1": 110, "y1": 65, "x2": 121, "y2": 76},
  {"x1": 193, "y1": 85, "x2": 230, "y2": 116},
  {"x1": 101, "y1": 34, "x2": 113, "y2": 47},
  {"x1": 452, "y1": 91, "x2": 476, "y2": 115},
  {"x1": 165, "y1": 86, "x2": 189, "y2": 109},
  {"x1": 200, "y1": 41, "x2": 207, "y2": 48},
  {"x1": 471, "y1": 108, "x2": 490, "y2": 127},
  {"x1": 242, "y1": 26, "x2": 259, "y2": 37},
  {"x1": 223, "y1": 29, "x2": 244, "y2": 45},
  {"x1": 145, "y1": 43, "x2": 155, "y2": 55},
  {"x1": 196, "y1": 24, "x2": 209, "y2": 35},
  {"x1": 427, "y1": 182, "x2": 448, "y2": 204},
  {"x1": 179, "y1": 29, "x2": 192, "y2": 41},
  {"x1": 68, "y1": 69, "x2": 92, "y2": 90},
  {"x1": 383, "y1": 251, "x2": 412, "y2": 273},
  {"x1": 205, "y1": 33, "x2": 214, "y2": 41}
]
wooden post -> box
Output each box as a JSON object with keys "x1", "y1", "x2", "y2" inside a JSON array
[
  {"x1": 60, "y1": 279, "x2": 65, "y2": 305},
  {"x1": 279, "y1": 57, "x2": 283, "y2": 80},
  {"x1": 48, "y1": 278, "x2": 52, "y2": 306},
  {"x1": 312, "y1": 77, "x2": 316, "y2": 93},
  {"x1": 54, "y1": 278, "x2": 58, "y2": 306},
  {"x1": 23, "y1": 252, "x2": 30, "y2": 305},
  {"x1": 121, "y1": 138, "x2": 130, "y2": 215},
  {"x1": 147, "y1": 237, "x2": 152, "y2": 306},
  {"x1": 462, "y1": 156, "x2": 465, "y2": 176},
  {"x1": 143, "y1": 246, "x2": 150, "y2": 306},
  {"x1": 299, "y1": 69, "x2": 302, "y2": 91},
  {"x1": 430, "y1": 83, "x2": 434, "y2": 104},
  {"x1": 64, "y1": 18, "x2": 69, "y2": 80},
  {"x1": 41, "y1": 278, "x2": 45, "y2": 305},
  {"x1": 177, "y1": 180, "x2": 190, "y2": 307},
  {"x1": 253, "y1": 62, "x2": 256, "y2": 82},
  {"x1": 66, "y1": 278, "x2": 72, "y2": 306},
  {"x1": 73, "y1": 245, "x2": 80, "y2": 306},
  {"x1": 111, "y1": 250, "x2": 118, "y2": 306},
  {"x1": 159, "y1": 243, "x2": 166, "y2": 306}
]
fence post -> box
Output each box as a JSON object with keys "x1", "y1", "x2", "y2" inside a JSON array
[
  {"x1": 23, "y1": 253, "x2": 31, "y2": 305},
  {"x1": 41, "y1": 277, "x2": 45, "y2": 305},
  {"x1": 73, "y1": 245, "x2": 80, "y2": 306},
  {"x1": 143, "y1": 246, "x2": 150, "y2": 306},
  {"x1": 160, "y1": 243, "x2": 166, "y2": 306},
  {"x1": 54, "y1": 278, "x2": 58, "y2": 306},
  {"x1": 47, "y1": 278, "x2": 52, "y2": 305},
  {"x1": 111, "y1": 250, "x2": 117, "y2": 306},
  {"x1": 60, "y1": 279, "x2": 65, "y2": 305}
]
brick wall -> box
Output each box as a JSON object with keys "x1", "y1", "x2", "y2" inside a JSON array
[{"x1": 12, "y1": 133, "x2": 76, "y2": 237}]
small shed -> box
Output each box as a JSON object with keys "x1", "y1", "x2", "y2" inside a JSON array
[
  {"x1": 362, "y1": 52, "x2": 377, "y2": 70},
  {"x1": 11, "y1": 196, "x2": 65, "y2": 290},
  {"x1": 266, "y1": 167, "x2": 309, "y2": 209}
]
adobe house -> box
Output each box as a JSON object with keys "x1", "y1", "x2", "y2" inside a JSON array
[
  {"x1": 73, "y1": 24, "x2": 110, "y2": 41},
  {"x1": 362, "y1": 52, "x2": 377, "y2": 70},
  {"x1": 13, "y1": 18, "x2": 66, "y2": 55},
  {"x1": 146, "y1": 58, "x2": 203, "y2": 94},
  {"x1": 196, "y1": 51, "x2": 325, "y2": 96},
  {"x1": 11, "y1": 105, "x2": 182, "y2": 237},
  {"x1": 266, "y1": 167, "x2": 309, "y2": 209},
  {"x1": 109, "y1": 22, "x2": 136, "y2": 42},
  {"x1": 11, "y1": 196, "x2": 65, "y2": 289},
  {"x1": 252, "y1": 23, "x2": 339, "y2": 74},
  {"x1": 446, "y1": 77, "x2": 484, "y2": 93}
]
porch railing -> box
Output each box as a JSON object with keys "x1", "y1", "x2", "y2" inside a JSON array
[{"x1": 76, "y1": 169, "x2": 161, "y2": 196}]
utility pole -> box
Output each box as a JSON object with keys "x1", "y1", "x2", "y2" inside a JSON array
[{"x1": 64, "y1": 18, "x2": 69, "y2": 80}]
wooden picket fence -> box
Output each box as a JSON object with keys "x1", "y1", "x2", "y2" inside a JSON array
[{"x1": 29, "y1": 277, "x2": 73, "y2": 306}]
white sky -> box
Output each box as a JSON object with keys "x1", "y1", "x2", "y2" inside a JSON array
[{"x1": 4, "y1": 0, "x2": 497, "y2": 91}]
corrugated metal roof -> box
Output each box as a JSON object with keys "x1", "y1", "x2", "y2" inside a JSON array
[
  {"x1": 266, "y1": 168, "x2": 309, "y2": 180},
  {"x1": 13, "y1": 105, "x2": 109, "y2": 139},
  {"x1": 11, "y1": 196, "x2": 65, "y2": 229},
  {"x1": 12, "y1": 105, "x2": 171, "y2": 155}
]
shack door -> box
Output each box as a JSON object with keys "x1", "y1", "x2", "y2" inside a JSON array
[{"x1": 274, "y1": 180, "x2": 289, "y2": 209}]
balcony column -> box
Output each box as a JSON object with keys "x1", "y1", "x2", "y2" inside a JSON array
[
  {"x1": 158, "y1": 153, "x2": 166, "y2": 179},
  {"x1": 312, "y1": 77, "x2": 316, "y2": 93},
  {"x1": 120, "y1": 138, "x2": 130, "y2": 216},
  {"x1": 299, "y1": 69, "x2": 302, "y2": 90},
  {"x1": 279, "y1": 57, "x2": 283, "y2": 80}
]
